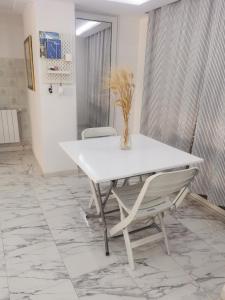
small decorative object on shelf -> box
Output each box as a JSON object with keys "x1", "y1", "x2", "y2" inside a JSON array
[
  {"x1": 108, "y1": 68, "x2": 135, "y2": 150},
  {"x1": 64, "y1": 53, "x2": 72, "y2": 62},
  {"x1": 49, "y1": 66, "x2": 59, "y2": 71}
]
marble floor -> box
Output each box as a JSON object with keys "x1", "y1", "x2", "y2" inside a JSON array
[{"x1": 0, "y1": 150, "x2": 225, "y2": 300}]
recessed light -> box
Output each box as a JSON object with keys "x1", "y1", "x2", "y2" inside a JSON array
[
  {"x1": 106, "y1": 0, "x2": 150, "y2": 5},
  {"x1": 76, "y1": 21, "x2": 101, "y2": 36}
]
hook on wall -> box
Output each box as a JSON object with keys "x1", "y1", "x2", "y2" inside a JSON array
[{"x1": 48, "y1": 84, "x2": 53, "y2": 94}]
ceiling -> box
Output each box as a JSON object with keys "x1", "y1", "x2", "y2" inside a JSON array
[
  {"x1": 74, "y1": 0, "x2": 179, "y2": 15},
  {"x1": 0, "y1": 0, "x2": 179, "y2": 15}
]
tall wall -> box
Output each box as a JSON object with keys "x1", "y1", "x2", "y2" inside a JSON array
[
  {"x1": 0, "y1": 13, "x2": 31, "y2": 144},
  {"x1": 114, "y1": 15, "x2": 146, "y2": 135},
  {"x1": 23, "y1": 0, "x2": 77, "y2": 174},
  {"x1": 76, "y1": 37, "x2": 88, "y2": 130}
]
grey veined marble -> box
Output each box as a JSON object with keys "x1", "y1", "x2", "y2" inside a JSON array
[{"x1": 0, "y1": 150, "x2": 225, "y2": 300}]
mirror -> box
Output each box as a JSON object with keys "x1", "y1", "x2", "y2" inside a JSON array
[{"x1": 76, "y1": 17, "x2": 112, "y2": 139}]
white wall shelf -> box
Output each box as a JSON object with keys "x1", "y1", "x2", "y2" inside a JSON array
[
  {"x1": 41, "y1": 33, "x2": 73, "y2": 84},
  {"x1": 47, "y1": 70, "x2": 71, "y2": 75}
]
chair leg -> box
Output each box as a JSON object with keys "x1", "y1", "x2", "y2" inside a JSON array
[
  {"x1": 158, "y1": 213, "x2": 170, "y2": 255},
  {"x1": 119, "y1": 207, "x2": 135, "y2": 269},
  {"x1": 123, "y1": 227, "x2": 135, "y2": 270},
  {"x1": 89, "y1": 181, "x2": 100, "y2": 214}
]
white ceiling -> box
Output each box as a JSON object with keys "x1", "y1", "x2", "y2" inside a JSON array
[
  {"x1": 74, "y1": 0, "x2": 179, "y2": 15},
  {"x1": 0, "y1": 0, "x2": 179, "y2": 15}
]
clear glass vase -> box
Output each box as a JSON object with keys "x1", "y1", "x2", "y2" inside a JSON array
[{"x1": 120, "y1": 120, "x2": 131, "y2": 150}]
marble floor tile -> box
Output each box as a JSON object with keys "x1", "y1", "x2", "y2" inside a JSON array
[
  {"x1": 127, "y1": 250, "x2": 206, "y2": 300},
  {"x1": 0, "y1": 238, "x2": 7, "y2": 277},
  {"x1": 5, "y1": 241, "x2": 69, "y2": 279},
  {"x1": 194, "y1": 265, "x2": 225, "y2": 300},
  {"x1": 170, "y1": 234, "x2": 225, "y2": 275},
  {"x1": 177, "y1": 215, "x2": 225, "y2": 252},
  {"x1": 9, "y1": 278, "x2": 79, "y2": 300},
  {"x1": 0, "y1": 191, "x2": 39, "y2": 211},
  {"x1": 1, "y1": 207, "x2": 48, "y2": 231},
  {"x1": 72, "y1": 263, "x2": 148, "y2": 299},
  {"x1": 59, "y1": 243, "x2": 119, "y2": 277},
  {"x1": 0, "y1": 277, "x2": 10, "y2": 300},
  {"x1": 174, "y1": 198, "x2": 219, "y2": 221},
  {"x1": 40, "y1": 201, "x2": 82, "y2": 231},
  {"x1": 2, "y1": 225, "x2": 53, "y2": 253}
]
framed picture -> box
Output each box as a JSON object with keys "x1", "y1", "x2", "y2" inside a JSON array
[
  {"x1": 39, "y1": 31, "x2": 60, "y2": 58},
  {"x1": 24, "y1": 36, "x2": 35, "y2": 91}
]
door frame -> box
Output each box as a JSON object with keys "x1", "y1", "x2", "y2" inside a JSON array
[{"x1": 75, "y1": 11, "x2": 118, "y2": 128}]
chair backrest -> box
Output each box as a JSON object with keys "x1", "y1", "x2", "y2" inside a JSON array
[
  {"x1": 132, "y1": 167, "x2": 199, "y2": 215},
  {"x1": 81, "y1": 127, "x2": 117, "y2": 140}
]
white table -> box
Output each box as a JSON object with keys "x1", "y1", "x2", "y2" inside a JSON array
[{"x1": 60, "y1": 134, "x2": 203, "y2": 254}]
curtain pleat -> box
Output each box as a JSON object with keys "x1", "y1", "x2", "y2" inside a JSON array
[
  {"x1": 191, "y1": 0, "x2": 225, "y2": 206},
  {"x1": 141, "y1": 0, "x2": 225, "y2": 206},
  {"x1": 86, "y1": 27, "x2": 111, "y2": 127}
]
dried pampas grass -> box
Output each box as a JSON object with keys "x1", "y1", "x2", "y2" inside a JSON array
[{"x1": 107, "y1": 68, "x2": 135, "y2": 148}]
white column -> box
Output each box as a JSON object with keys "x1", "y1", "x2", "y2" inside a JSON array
[{"x1": 23, "y1": 0, "x2": 77, "y2": 174}]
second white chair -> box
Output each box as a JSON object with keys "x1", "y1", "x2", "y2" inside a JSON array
[
  {"x1": 110, "y1": 167, "x2": 199, "y2": 269},
  {"x1": 82, "y1": 127, "x2": 117, "y2": 214}
]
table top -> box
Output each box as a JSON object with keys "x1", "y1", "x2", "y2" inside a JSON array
[{"x1": 60, "y1": 134, "x2": 203, "y2": 183}]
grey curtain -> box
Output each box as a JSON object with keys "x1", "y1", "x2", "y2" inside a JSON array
[
  {"x1": 191, "y1": 0, "x2": 225, "y2": 206},
  {"x1": 86, "y1": 27, "x2": 111, "y2": 127},
  {"x1": 141, "y1": 0, "x2": 225, "y2": 206}
]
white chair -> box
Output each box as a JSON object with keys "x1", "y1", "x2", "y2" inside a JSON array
[
  {"x1": 82, "y1": 127, "x2": 117, "y2": 140},
  {"x1": 109, "y1": 168, "x2": 199, "y2": 269},
  {"x1": 82, "y1": 127, "x2": 117, "y2": 214}
]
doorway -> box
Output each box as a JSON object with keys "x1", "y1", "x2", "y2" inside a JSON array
[{"x1": 75, "y1": 15, "x2": 115, "y2": 139}]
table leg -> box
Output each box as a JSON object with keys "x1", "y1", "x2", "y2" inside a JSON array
[
  {"x1": 96, "y1": 183, "x2": 110, "y2": 256},
  {"x1": 86, "y1": 180, "x2": 117, "y2": 219}
]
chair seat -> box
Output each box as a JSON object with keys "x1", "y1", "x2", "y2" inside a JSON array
[{"x1": 112, "y1": 183, "x2": 173, "y2": 218}]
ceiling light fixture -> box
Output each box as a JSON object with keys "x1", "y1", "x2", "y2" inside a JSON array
[
  {"x1": 76, "y1": 21, "x2": 101, "y2": 36},
  {"x1": 106, "y1": 0, "x2": 150, "y2": 5}
]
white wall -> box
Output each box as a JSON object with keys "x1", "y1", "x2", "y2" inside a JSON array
[
  {"x1": 114, "y1": 15, "x2": 146, "y2": 135},
  {"x1": 0, "y1": 14, "x2": 24, "y2": 59},
  {"x1": 76, "y1": 37, "x2": 88, "y2": 127},
  {"x1": 23, "y1": 0, "x2": 77, "y2": 174},
  {"x1": 23, "y1": 0, "x2": 44, "y2": 167}
]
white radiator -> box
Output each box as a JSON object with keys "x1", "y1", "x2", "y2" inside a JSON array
[{"x1": 0, "y1": 110, "x2": 20, "y2": 144}]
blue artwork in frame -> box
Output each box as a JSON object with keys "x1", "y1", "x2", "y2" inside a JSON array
[
  {"x1": 39, "y1": 31, "x2": 61, "y2": 59},
  {"x1": 46, "y1": 39, "x2": 62, "y2": 59}
]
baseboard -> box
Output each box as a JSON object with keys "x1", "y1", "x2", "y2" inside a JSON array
[
  {"x1": 0, "y1": 143, "x2": 31, "y2": 152},
  {"x1": 190, "y1": 193, "x2": 225, "y2": 220},
  {"x1": 43, "y1": 169, "x2": 78, "y2": 178}
]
